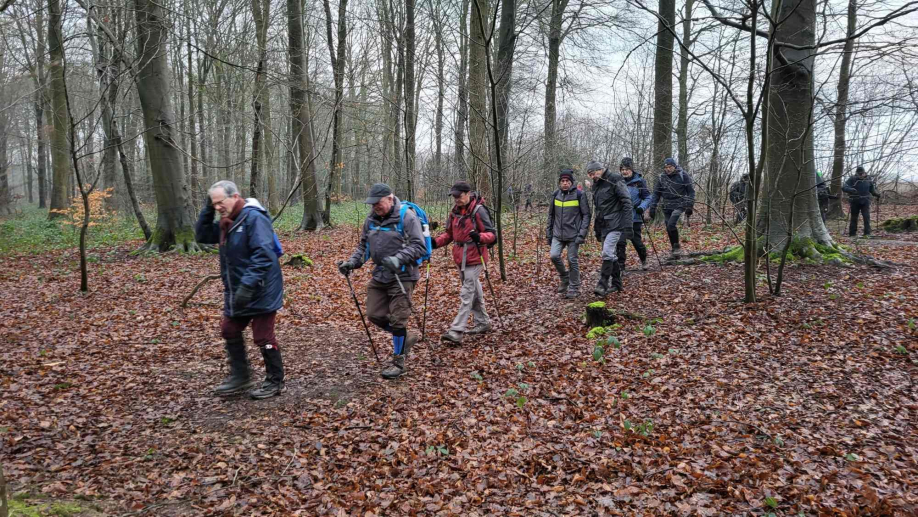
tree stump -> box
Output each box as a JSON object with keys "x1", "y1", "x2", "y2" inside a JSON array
[{"x1": 586, "y1": 302, "x2": 616, "y2": 328}]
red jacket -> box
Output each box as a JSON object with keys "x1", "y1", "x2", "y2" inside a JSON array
[{"x1": 434, "y1": 196, "x2": 496, "y2": 267}]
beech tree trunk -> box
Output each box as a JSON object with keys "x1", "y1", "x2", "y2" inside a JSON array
[
  {"x1": 652, "y1": 0, "x2": 675, "y2": 168},
  {"x1": 404, "y1": 0, "x2": 416, "y2": 201},
  {"x1": 133, "y1": 0, "x2": 198, "y2": 251},
  {"x1": 47, "y1": 0, "x2": 71, "y2": 218},
  {"x1": 454, "y1": 0, "x2": 470, "y2": 175},
  {"x1": 249, "y1": 0, "x2": 270, "y2": 201},
  {"x1": 544, "y1": 0, "x2": 568, "y2": 174},
  {"x1": 761, "y1": 0, "x2": 831, "y2": 248},
  {"x1": 468, "y1": 0, "x2": 490, "y2": 198},
  {"x1": 676, "y1": 0, "x2": 692, "y2": 168},
  {"x1": 289, "y1": 0, "x2": 323, "y2": 230}
]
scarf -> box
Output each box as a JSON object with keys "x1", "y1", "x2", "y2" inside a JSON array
[{"x1": 219, "y1": 198, "x2": 247, "y2": 246}]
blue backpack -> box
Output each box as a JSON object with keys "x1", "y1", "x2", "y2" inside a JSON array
[{"x1": 366, "y1": 201, "x2": 433, "y2": 265}]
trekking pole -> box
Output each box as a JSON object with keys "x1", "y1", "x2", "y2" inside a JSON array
[
  {"x1": 345, "y1": 274, "x2": 381, "y2": 363},
  {"x1": 476, "y1": 243, "x2": 504, "y2": 328},
  {"x1": 392, "y1": 272, "x2": 424, "y2": 333},
  {"x1": 643, "y1": 218, "x2": 665, "y2": 270},
  {"x1": 420, "y1": 261, "x2": 431, "y2": 342}
]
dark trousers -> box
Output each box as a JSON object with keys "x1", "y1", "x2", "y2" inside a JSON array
[
  {"x1": 819, "y1": 198, "x2": 829, "y2": 223},
  {"x1": 849, "y1": 201, "x2": 871, "y2": 236},
  {"x1": 221, "y1": 311, "x2": 284, "y2": 383},
  {"x1": 616, "y1": 222, "x2": 647, "y2": 266},
  {"x1": 366, "y1": 279, "x2": 415, "y2": 331},
  {"x1": 663, "y1": 209, "x2": 684, "y2": 248}
]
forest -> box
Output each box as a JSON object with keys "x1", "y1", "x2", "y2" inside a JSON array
[{"x1": 0, "y1": 0, "x2": 917, "y2": 513}]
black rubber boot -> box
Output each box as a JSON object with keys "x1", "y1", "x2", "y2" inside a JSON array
[
  {"x1": 215, "y1": 337, "x2": 255, "y2": 395},
  {"x1": 593, "y1": 260, "x2": 615, "y2": 297},
  {"x1": 250, "y1": 347, "x2": 285, "y2": 400},
  {"x1": 609, "y1": 261, "x2": 623, "y2": 293},
  {"x1": 557, "y1": 276, "x2": 569, "y2": 294}
]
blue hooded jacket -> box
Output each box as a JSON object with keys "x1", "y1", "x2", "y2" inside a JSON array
[
  {"x1": 624, "y1": 171, "x2": 651, "y2": 223},
  {"x1": 195, "y1": 198, "x2": 284, "y2": 318}
]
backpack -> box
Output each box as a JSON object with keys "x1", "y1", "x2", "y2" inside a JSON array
[
  {"x1": 272, "y1": 232, "x2": 284, "y2": 257},
  {"x1": 451, "y1": 201, "x2": 496, "y2": 249},
  {"x1": 366, "y1": 201, "x2": 433, "y2": 265}
]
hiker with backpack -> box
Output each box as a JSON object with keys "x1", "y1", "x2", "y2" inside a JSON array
[
  {"x1": 195, "y1": 180, "x2": 286, "y2": 399},
  {"x1": 649, "y1": 157, "x2": 696, "y2": 258},
  {"x1": 546, "y1": 169, "x2": 591, "y2": 299},
  {"x1": 587, "y1": 161, "x2": 633, "y2": 296},
  {"x1": 616, "y1": 158, "x2": 651, "y2": 271},
  {"x1": 337, "y1": 184, "x2": 429, "y2": 379},
  {"x1": 432, "y1": 181, "x2": 497, "y2": 345}
]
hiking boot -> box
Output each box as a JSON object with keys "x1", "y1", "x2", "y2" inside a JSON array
[
  {"x1": 249, "y1": 380, "x2": 284, "y2": 399},
  {"x1": 215, "y1": 337, "x2": 255, "y2": 395},
  {"x1": 381, "y1": 354, "x2": 406, "y2": 379},
  {"x1": 565, "y1": 289, "x2": 579, "y2": 299},
  {"x1": 593, "y1": 279, "x2": 608, "y2": 297},
  {"x1": 467, "y1": 322, "x2": 492, "y2": 335},
  {"x1": 557, "y1": 277, "x2": 569, "y2": 294},
  {"x1": 640, "y1": 259, "x2": 649, "y2": 271},
  {"x1": 669, "y1": 246, "x2": 682, "y2": 259},
  {"x1": 609, "y1": 261, "x2": 623, "y2": 293},
  {"x1": 441, "y1": 330, "x2": 464, "y2": 345}
]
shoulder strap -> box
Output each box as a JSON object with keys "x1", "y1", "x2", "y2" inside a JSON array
[{"x1": 397, "y1": 203, "x2": 409, "y2": 235}]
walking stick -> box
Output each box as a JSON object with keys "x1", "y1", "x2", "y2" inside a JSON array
[
  {"x1": 420, "y1": 261, "x2": 431, "y2": 342},
  {"x1": 476, "y1": 243, "x2": 504, "y2": 328},
  {"x1": 345, "y1": 274, "x2": 381, "y2": 363},
  {"x1": 392, "y1": 271, "x2": 425, "y2": 334},
  {"x1": 643, "y1": 217, "x2": 665, "y2": 270}
]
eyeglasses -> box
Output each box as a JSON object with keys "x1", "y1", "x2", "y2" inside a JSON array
[{"x1": 211, "y1": 197, "x2": 227, "y2": 207}]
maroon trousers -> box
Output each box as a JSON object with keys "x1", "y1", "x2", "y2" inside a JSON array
[{"x1": 220, "y1": 311, "x2": 280, "y2": 351}]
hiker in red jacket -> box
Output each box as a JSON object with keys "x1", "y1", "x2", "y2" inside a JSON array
[{"x1": 432, "y1": 181, "x2": 497, "y2": 345}]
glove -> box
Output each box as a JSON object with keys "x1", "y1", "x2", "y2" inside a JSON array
[
  {"x1": 382, "y1": 256, "x2": 401, "y2": 272},
  {"x1": 469, "y1": 230, "x2": 481, "y2": 244},
  {"x1": 649, "y1": 208, "x2": 657, "y2": 220},
  {"x1": 337, "y1": 260, "x2": 355, "y2": 276},
  {"x1": 575, "y1": 236, "x2": 586, "y2": 245},
  {"x1": 685, "y1": 208, "x2": 693, "y2": 217},
  {"x1": 234, "y1": 284, "x2": 255, "y2": 310},
  {"x1": 634, "y1": 206, "x2": 644, "y2": 216},
  {"x1": 430, "y1": 239, "x2": 438, "y2": 250}
]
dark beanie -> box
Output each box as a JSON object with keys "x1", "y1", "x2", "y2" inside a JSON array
[
  {"x1": 856, "y1": 166, "x2": 866, "y2": 174},
  {"x1": 559, "y1": 169, "x2": 575, "y2": 183},
  {"x1": 663, "y1": 157, "x2": 677, "y2": 167},
  {"x1": 620, "y1": 157, "x2": 634, "y2": 170}
]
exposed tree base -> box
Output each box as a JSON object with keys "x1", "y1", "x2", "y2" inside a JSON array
[
  {"x1": 284, "y1": 254, "x2": 313, "y2": 268},
  {"x1": 136, "y1": 227, "x2": 202, "y2": 253},
  {"x1": 690, "y1": 238, "x2": 895, "y2": 269},
  {"x1": 880, "y1": 215, "x2": 918, "y2": 233}
]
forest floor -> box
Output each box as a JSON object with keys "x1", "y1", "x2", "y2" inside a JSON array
[{"x1": 1, "y1": 206, "x2": 917, "y2": 516}]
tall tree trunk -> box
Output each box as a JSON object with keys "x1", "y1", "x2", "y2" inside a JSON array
[
  {"x1": 36, "y1": 93, "x2": 47, "y2": 208},
  {"x1": 433, "y1": 5, "x2": 445, "y2": 179},
  {"x1": 0, "y1": 105, "x2": 9, "y2": 215},
  {"x1": 88, "y1": 6, "x2": 119, "y2": 211},
  {"x1": 676, "y1": 0, "x2": 692, "y2": 168},
  {"x1": 289, "y1": 0, "x2": 323, "y2": 230},
  {"x1": 185, "y1": 6, "x2": 199, "y2": 210},
  {"x1": 652, "y1": 0, "x2": 675, "y2": 168},
  {"x1": 495, "y1": 0, "x2": 516, "y2": 186},
  {"x1": 454, "y1": 0, "x2": 470, "y2": 175},
  {"x1": 544, "y1": 0, "x2": 568, "y2": 175},
  {"x1": 249, "y1": 0, "x2": 270, "y2": 200},
  {"x1": 468, "y1": 0, "x2": 490, "y2": 198},
  {"x1": 761, "y1": 0, "x2": 830, "y2": 248},
  {"x1": 26, "y1": 129, "x2": 34, "y2": 204},
  {"x1": 134, "y1": 0, "x2": 198, "y2": 251},
  {"x1": 196, "y1": 54, "x2": 209, "y2": 203},
  {"x1": 47, "y1": 0, "x2": 71, "y2": 218},
  {"x1": 403, "y1": 0, "x2": 416, "y2": 201},
  {"x1": 828, "y1": 0, "x2": 856, "y2": 219},
  {"x1": 322, "y1": 0, "x2": 348, "y2": 221}
]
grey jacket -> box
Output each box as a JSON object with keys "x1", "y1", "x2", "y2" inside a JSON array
[
  {"x1": 546, "y1": 188, "x2": 591, "y2": 242},
  {"x1": 349, "y1": 198, "x2": 427, "y2": 283}
]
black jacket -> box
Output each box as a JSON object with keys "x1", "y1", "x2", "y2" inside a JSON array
[
  {"x1": 650, "y1": 167, "x2": 696, "y2": 212},
  {"x1": 591, "y1": 169, "x2": 633, "y2": 237},
  {"x1": 842, "y1": 175, "x2": 879, "y2": 203},
  {"x1": 195, "y1": 199, "x2": 284, "y2": 318},
  {"x1": 546, "y1": 188, "x2": 591, "y2": 242}
]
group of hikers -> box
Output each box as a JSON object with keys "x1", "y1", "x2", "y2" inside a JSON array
[
  {"x1": 729, "y1": 166, "x2": 881, "y2": 235},
  {"x1": 194, "y1": 157, "x2": 882, "y2": 398}
]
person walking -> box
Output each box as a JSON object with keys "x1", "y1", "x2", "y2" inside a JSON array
[
  {"x1": 649, "y1": 158, "x2": 696, "y2": 258},
  {"x1": 433, "y1": 181, "x2": 497, "y2": 345},
  {"x1": 842, "y1": 166, "x2": 881, "y2": 237},
  {"x1": 546, "y1": 169, "x2": 591, "y2": 298},
  {"x1": 586, "y1": 161, "x2": 633, "y2": 296},
  {"x1": 337, "y1": 184, "x2": 427, "y2": 379},
  {"x1": 615, "y1": 158, "x2": 650, "y2": 271},
  {"x1": 195, "y1": 180, "x2": 286, "y2": 399}
]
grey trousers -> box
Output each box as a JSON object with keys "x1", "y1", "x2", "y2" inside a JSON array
[
  {"x1": 449, "y1": 264, "x2": 489, "y2": 332},
  {"x1": 601, "y1": 231, "x2": 623, "y2": 262},
  {"x1": 550, "y1": 238, "x2": 581, "y2": 289}
]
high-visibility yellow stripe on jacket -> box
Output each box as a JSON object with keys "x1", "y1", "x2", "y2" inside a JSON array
[{"x1": 554, "y1": 199, "x2": 580, "y2": 207}]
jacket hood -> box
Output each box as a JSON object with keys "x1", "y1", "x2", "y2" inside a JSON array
[
  {"x1": 243, "y1": 198, "x2": 269, "y2": 215},
  {"x1": 624, "y1": 171, "x2": 644, "y2": 184}
]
